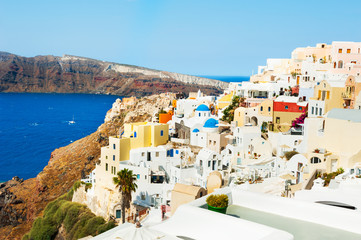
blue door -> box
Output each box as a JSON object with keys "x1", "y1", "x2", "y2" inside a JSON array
[{"x1": 116, "y1": 209, "x2": 121, "y2": 219}]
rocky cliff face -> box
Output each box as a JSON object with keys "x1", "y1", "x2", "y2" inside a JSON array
[
  {"x1": 0, "y1": 52, "x2": 227, "y2": 96},
  {"x1": 0, "y1": 93, "x2": 176, "y2": 239}
]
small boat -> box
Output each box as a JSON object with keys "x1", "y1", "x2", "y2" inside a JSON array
[{"x1": 68, "y1": 115, "x2": 76, "y2": 125}]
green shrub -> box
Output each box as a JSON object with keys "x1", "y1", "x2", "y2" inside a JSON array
[
  {"x1": 85, "y1": 183, "x2": 92, "y2": 192},
  {"x1": 23, "y1": 181, "x2": 116, "y2": 240},
  {"x1": 221, "y1": 96, "x2": 245, "y2": 123},
  {"x1": 97, "y1": 220, "x2": 116, "y2": 234},
  {"x1": 206, "y1": 194, "x2": 229, "y2": 208}
]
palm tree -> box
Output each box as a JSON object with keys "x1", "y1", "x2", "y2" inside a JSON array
[{"x1": 113, "y1": 168, "x2": 138, "y2": 223}]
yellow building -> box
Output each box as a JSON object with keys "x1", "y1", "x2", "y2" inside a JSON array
[
  {"x1": 342, "y1": 75, "x2": 361, "y2": 109},
  {"x1": 234, "y1": 107, "x2": 246, "y2": 127},
  {"x1": 95, "y1": 122, "x2": 169, "y2": 192},
  {"x1": 271, "y1": 96, "x2": 307, "y2": 133},
  {"x1": 304, "y1": 109, "x2": 361, "y2": 174},
  {"x1": 258, "y1": 99, "x2": 273, "y2": 118},
  {"x1": 233, "y1": 99, "x2": 273, "y2": 127},
  {"x1": 312, "y1": 80, "x2": 345, "y2": 114},
  {"x1": 217, "y1": 92, "x2": 234, "y2": 109}
]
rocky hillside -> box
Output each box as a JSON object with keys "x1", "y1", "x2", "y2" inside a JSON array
[
  {"x1": 0, "y1": 52, "x2": 227, "y2": 96},
  {"x1": 0, "y1": 93, "x2": 176, "y2": 240}
]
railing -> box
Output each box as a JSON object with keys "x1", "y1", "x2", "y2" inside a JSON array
[{"x1": 341, "y1": 92, "x2": 352, "y2": 99}]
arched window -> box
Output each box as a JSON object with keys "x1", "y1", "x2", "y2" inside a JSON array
[
  {"x1": 260, "y1": 106, "x2": 263, "y2": 111},
  {"x1": 310, "y1": 157, "x2": 321, "y2": 164},
  {"x1": 160, "y1": 130, "x2": 164, "y2": 136},
  {"x1": 334, "y1": 62, "x2": 336, "y2": 68},
  {"x1": 338, "y1": 60, "x2": 343, "y2": 69}
]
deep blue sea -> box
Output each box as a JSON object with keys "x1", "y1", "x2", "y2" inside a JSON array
[
  {"x1": 0, "y1": 76, "x2": 248, "y2": 182},
  {"x1": 0, "y1": 93, "x2": 119, "y2": 182}
]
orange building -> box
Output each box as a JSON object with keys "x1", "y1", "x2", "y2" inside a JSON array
[{"x1": 159, "y1": 112, "x2": 173, "y2": 124}]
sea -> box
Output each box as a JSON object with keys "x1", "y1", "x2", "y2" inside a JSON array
[{"x1": 0, "y1": 76, "x2": 249, "y2": 182}]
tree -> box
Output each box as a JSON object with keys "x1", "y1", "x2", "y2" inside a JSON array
[{"x1": 113, "y1": 169, "x2": 138, "y2": 224}]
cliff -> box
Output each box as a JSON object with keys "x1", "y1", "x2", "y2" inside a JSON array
[
  {"x1": 0, "y1": 52, "x2": 228, "y2": 96},
  {"x1": 0, "y1": 93, "x2": 176, "y2": 239}
]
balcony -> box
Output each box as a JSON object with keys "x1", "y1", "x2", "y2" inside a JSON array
[{"x1": 341, "y1": 92, "x2": 353, "y2": 99}]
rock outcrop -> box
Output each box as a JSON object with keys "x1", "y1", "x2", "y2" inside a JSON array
[
  {"x1": 0, "y1": 52, "x2": 228, "y2": 96},
  {"x1": 0, "y1": 93, "x2": 176, "y2": 239}
]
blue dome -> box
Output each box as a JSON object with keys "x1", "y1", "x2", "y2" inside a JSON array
[
  {"x1": 192, "y1": 128, "x2": 200, "y2": 133},
  {"x1": 196, "y1": 104, "x2": 210, "y2": 111},
  {"x1": 203, "y1": 118, "x2": 219, "y2": 128}
]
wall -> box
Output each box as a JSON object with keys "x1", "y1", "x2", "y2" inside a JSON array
[{"x1": 159, "y1": 113, "x2": 173, "y2": 124}]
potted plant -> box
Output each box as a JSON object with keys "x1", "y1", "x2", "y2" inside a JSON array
[{"x1": 206, "y1": 194, "x2": 229, "y2": 214}]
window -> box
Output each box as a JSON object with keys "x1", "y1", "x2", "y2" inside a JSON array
[
  {"x1": 315, "y1": 108, "x2": 318, "y2": 115},
  {"x1": 142, "y1": 152, "x2": 145, "y2": 157},
  {"x1": 160, "y1": 130, "x2": 164, "y2": 136},
  {"x1": 113, "y1": 144, "x2": 116, "y2": 150},
  {"x1": 312, "y1": 107, "x2": 314, "y2": 114},
  {"x1": 310, "y1": 157, "x2": 321, "y2": 164},
  {"x1": 319, "y1": 108, "x2": 322, "y2": 116},
  {"x1": 299, "y1": 107, "x2": 302, "y2": 111},
  {"x1": 116, "y1": 209, "x2": 121, "y2": 218},
  {"x1": 199, "y1": 113, "x2": 201, "y2": 117},
  {"x1": 111, "y1": 166, "x2": 113, "y2": 174},
  {"x1": 276, "y1": 117, "x2": 280, "y2": 124},
  {"x1": 213, "y1": 141, "x2": 216, "y2": 145},
  {"x1": 338, "y1": 48, "x2": 342, "y2": 53},
  {"x1": 137, "y1": 174, "x2": 140, "y2": 179},
  {"x1": 113, "y1": 155, "x2": 115, "y2": 161},
  {"x1": 351, "y1": 61, "x2": 357, "y2": 64},
  {"x1": 106, "y1": 155, "x2": 108, "y2": 159},
  {"x1": 347, "y1": 49, "x2": 351, "y2": 53},
  {"x1": 209, "y1": 140, "x2": 212, "y2": 145},
  {"x1": 285, "y1": 105, "x2": 288, "y2": 110},
  {"x1": 134, "y1": 131, "x2": 137, "y2": 138},
  {"x1": 155, "y1": 152, "x2": 159, "y2": 157},
  {"x1": 268, "y1": 107, "x2": 271, "y2": 112},
  {"x1": 114, "y1": 167, "x2": 116, "y2": 174},
  {"x1": 106, "y1": 163, "x2": 108, "y2": 171},
  {"x1": 260, "y1": 106, "x2": 263, "y2": 111},
  {"x1": 208, "y1": 161, "x2": 211, "y2": 167},
  {"x1": 338, "y1": 60, "x2": 343, "y2": 68}
]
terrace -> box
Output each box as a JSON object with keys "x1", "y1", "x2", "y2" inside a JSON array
[{"x1": 151, "y1": 187, "x2": 361, "y2": 240}]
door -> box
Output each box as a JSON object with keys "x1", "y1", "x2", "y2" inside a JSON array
[
  {"x1": 116, "y1": 209, "x2": 121, "y2": 219},
  {"x1": 331, "y1": 159, "x2": 338, "y2": 172}
]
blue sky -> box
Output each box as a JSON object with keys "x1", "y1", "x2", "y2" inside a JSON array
[{"x1": 0, "y1": 0, "x2": 360, "y2": 76}]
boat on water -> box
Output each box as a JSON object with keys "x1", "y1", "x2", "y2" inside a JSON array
[{"x1": 68, "y1": 115, "x2": 76, "y2": 125}]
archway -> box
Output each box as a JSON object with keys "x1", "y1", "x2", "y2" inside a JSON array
[
  {"x1": 251, "y1": 116, "x2": 258, "y2": 126},
  {"x1": 338, "y1": 60, "x2": 343, "y2": 69}
]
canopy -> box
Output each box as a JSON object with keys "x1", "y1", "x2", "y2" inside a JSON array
[
  {"x1": 91, "y1": 223, "x2": 180, "y2": 240},
  {"x1": 279, "y1": 174, "x2": 297, "y2": 180}
]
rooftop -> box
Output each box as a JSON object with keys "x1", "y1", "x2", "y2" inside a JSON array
[
  {"x1": 196, "y1": 104, "x2": 210, "y2": 111},
  {"x1": 327, "y1": 108, "x2": 361, "y2": 123}
]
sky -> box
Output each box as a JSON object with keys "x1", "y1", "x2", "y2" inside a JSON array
[{"x1": 0, "y1": 0, "x2": 361, "y2": 76}]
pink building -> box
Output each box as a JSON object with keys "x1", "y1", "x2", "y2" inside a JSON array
[{"x1": 330, "y1": 41, "x2": 361, "y2": 76}]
